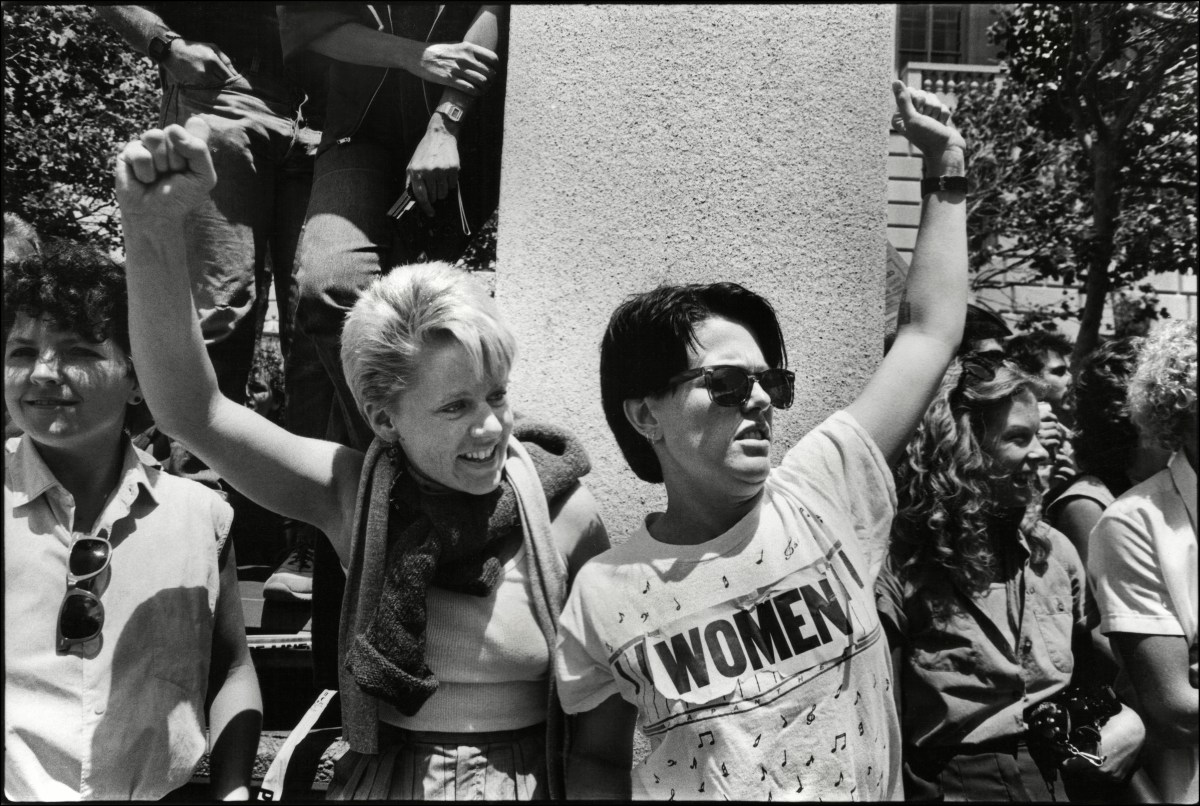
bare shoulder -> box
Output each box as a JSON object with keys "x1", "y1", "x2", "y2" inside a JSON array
[{"x1": 549, "y1": 481, "x2": 610, "y2": 575}]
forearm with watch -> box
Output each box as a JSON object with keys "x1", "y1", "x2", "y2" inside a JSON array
[
  {"x1": 403, "y1": 6, "x2": 503, "y2": 216},
  {"x1": 426, "y1": 5, "x2": 504, "y2": 136},
  {"x1": 93, "y1": 5, "x2": 177, "y2": 63}
]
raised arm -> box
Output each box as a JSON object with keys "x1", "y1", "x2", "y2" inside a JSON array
[
  {"x1": 114, "y1": 120, "x2": 361, "y2": 562},
  {"x1": 847, "y1": 80, "x2": 967, "y2": 464}
]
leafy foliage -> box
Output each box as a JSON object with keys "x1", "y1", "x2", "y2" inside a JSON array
[
  {"x1": 4, "y1": 5, "x2": 159, "y2": 253},
  {"x1": 954, "y1": 3, "x2": 1197, "y2": 355}
]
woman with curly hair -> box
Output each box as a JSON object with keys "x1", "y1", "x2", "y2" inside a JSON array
[
  {"x1": 1089, "y1": 319, "x2": 1197, "y2": 804},
  {"x1": 875, "y1": 356, "x2": 1145, "y2": 801},
  {"x1": 3, "y1": 243, "x2": 261, "y2": 799},
  {"x1": 1044, "y1": 338, "x2": 1169, "y2": 566}
]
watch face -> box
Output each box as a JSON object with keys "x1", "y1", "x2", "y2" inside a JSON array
[{"x1": 444, "y1": 105, "x2": 464, "y2": 122}]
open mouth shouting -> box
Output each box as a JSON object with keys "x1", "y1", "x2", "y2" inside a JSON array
[{"x1": 735, "y1": 421, "x2": 772, "y2": 443}]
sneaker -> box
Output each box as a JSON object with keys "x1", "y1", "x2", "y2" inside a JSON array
[{"x1": 262, "y1": 543, "x2": 314, "y2": 602}]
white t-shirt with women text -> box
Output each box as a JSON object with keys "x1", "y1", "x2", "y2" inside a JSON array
[{"x1": 555, "y1": 412, "x2": 901, "y2": 801}]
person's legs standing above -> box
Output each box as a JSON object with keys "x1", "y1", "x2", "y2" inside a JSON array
[{"x1": 293, "y1": 140, "x2": 406, "y2": 452}]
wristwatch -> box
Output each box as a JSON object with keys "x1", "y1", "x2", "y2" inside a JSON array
[
  {"x1": 434, "y1": 101, "x2": 465, "y2": 124},
  {"x1": 920, "y1": 175, "x2": 969, "y2": 197},
  {"x1": 148, "y1": 32, "x2": 181, "y2": 64}
]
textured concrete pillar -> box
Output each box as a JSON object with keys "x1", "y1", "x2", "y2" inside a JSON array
[{"x1": 497, "y1": 5, "x2": 896, "y2": 543}]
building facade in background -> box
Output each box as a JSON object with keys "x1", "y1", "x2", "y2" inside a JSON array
[{"x1": 886, "y1": 3, "x2": 1196, "y2": 337}]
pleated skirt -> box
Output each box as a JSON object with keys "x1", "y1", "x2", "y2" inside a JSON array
[{"x1": 327, "y1": 722, "x2": 549, "y2": 801}]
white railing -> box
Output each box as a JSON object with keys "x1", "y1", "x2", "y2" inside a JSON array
[{"x1": 901, "y1": 62, "x2": 1005, "y2": 109}]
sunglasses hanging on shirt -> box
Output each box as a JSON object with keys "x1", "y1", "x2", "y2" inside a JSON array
[{"x1": 56, "y1": 534, "x2": 111, "y2": 651}]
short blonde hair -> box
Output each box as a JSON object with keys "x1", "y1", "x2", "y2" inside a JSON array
[
  {"x1": 340, "y1": 263, "x2": 517, "y2": 420},
  {"x1": 1129, "y1": 319, "x2": 1196, "y2": 451}
]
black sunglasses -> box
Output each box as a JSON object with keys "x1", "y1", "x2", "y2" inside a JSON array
[
  {"x1": 665, "y1": 365, "x2": 795, "y2": 409},
  {"x1": 57, "y1": 535, "x2": 111, "y2": 651}
]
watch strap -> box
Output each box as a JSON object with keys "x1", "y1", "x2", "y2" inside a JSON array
[
  {"x1": 920, "y1": 175, "x2": 969, "y2": 197},
  {"x1": 149, "y1": 32, "x2": 181, "y2": 63},
  {"x1": 434, "y1": 102, "x2": 465, "y2": 124}
]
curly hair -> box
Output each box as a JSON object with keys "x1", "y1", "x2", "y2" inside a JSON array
[
  {"x1": 891, "y1": 359, "x2": 1049, "y2": 600},
  {"x1": 1068, "y1": 337, "x2": 1142, "y2": 495},
  {"x1": 1006, "y1": 330, "x2": 1073, "y2": 375},
  {"x1": 2, "y1": 241, "x2": 130, "y2": 357},
  {"x1": 1129, "y1": 319, "x2": 1197, "y2": 451}
]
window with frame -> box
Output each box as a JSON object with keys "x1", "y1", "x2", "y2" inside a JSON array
[{"x1": 897, "y1": 4, "x2": 963, "y2": 68}]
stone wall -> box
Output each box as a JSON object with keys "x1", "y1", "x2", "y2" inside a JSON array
[{"x1": 497, "y1": 5, "x2": 896, "y2": 543}]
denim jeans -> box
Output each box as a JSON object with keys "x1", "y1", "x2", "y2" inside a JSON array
[
  {"x1": 156, "y1": 70, "x2": 321, "y2": 566},
  {"x1": 159, "y1": 69, "x2": 317, "y2": 404},
  {"x1": 292, "y1": 140, "x2": 408, "y2": 450},
  {"x1": 293, "y1": 137, "x2": 483, "y2": 686}
]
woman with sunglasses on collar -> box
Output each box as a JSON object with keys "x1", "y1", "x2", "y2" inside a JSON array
[
  {"x1": 874, "y1": 357, "x2": 1146, "y2": 801},
  {"x1": 114, "y1": 118, "x2": 609, "y2": 800},
  {"x1": 553, "y1": 81, "x2": 965, "y2": 801},
  {"x1": 3, "y1": 243, "x2": 260, "y2": 801}
]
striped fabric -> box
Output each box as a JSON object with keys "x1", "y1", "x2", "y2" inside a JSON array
[{"x1": 326, "y1": 723, "x2": 548, "y2": 800}]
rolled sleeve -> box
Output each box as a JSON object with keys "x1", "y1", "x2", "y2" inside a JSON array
[
  {"x1": 554, "y1": 568, "x2": 620, "y2": 714},
  {"x1": 1088, "y1": 508, "x2": 1185, "y2": 637}
]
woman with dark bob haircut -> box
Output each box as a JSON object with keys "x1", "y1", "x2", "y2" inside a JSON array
[
  {"x1": 876, "y1": 358, "x2": 1144, "y2": 801},
  {"x1": 4, "y1": 244, "x2": 260, "y2": 799},
  {"x1": 1044, "y1": 337, "x2": 1168, "y2": 567},
  {"x1": 554, "y1": 81, "x2": 965, "y2": 800}
]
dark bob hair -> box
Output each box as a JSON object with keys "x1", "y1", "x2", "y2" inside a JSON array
[
  {"x1": 600, "y1": 282, "x2": 786, "y2": 483},
  {"x1": 3, "y1": 241, "x2": 131, "y2": 357},
  {"x1": 1068, "y1": 337, "x2": 1140, "y2": 494}
]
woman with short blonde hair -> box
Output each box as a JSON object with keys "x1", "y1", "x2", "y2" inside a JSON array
[{"x1": 115, "y1": 122, "x2": 610, "y2": 800}]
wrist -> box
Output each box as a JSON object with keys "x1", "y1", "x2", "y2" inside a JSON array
[
  {"x1": 923, "y1": 144, "x2": 967, "y2": 177},
  {"x1": 394, "y1": 38, "x2": 422, "y2": 74},
  {"x1": 428, "y1": 105, "x2": 464, "y2": 136},
  {"x1": 148, "y1": 30, "x2": 181, "y2": 64},
  {"x1": 426, "y1": 115, "x2": 461, "y2": 139}
]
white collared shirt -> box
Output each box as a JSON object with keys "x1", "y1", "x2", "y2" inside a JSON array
[
  {"x1": 4, "y1": 435, "x2": 232, "y2": 801},
  {"x1": 1089, "y1": 450, "x2": 1197, "y2": 804}
]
